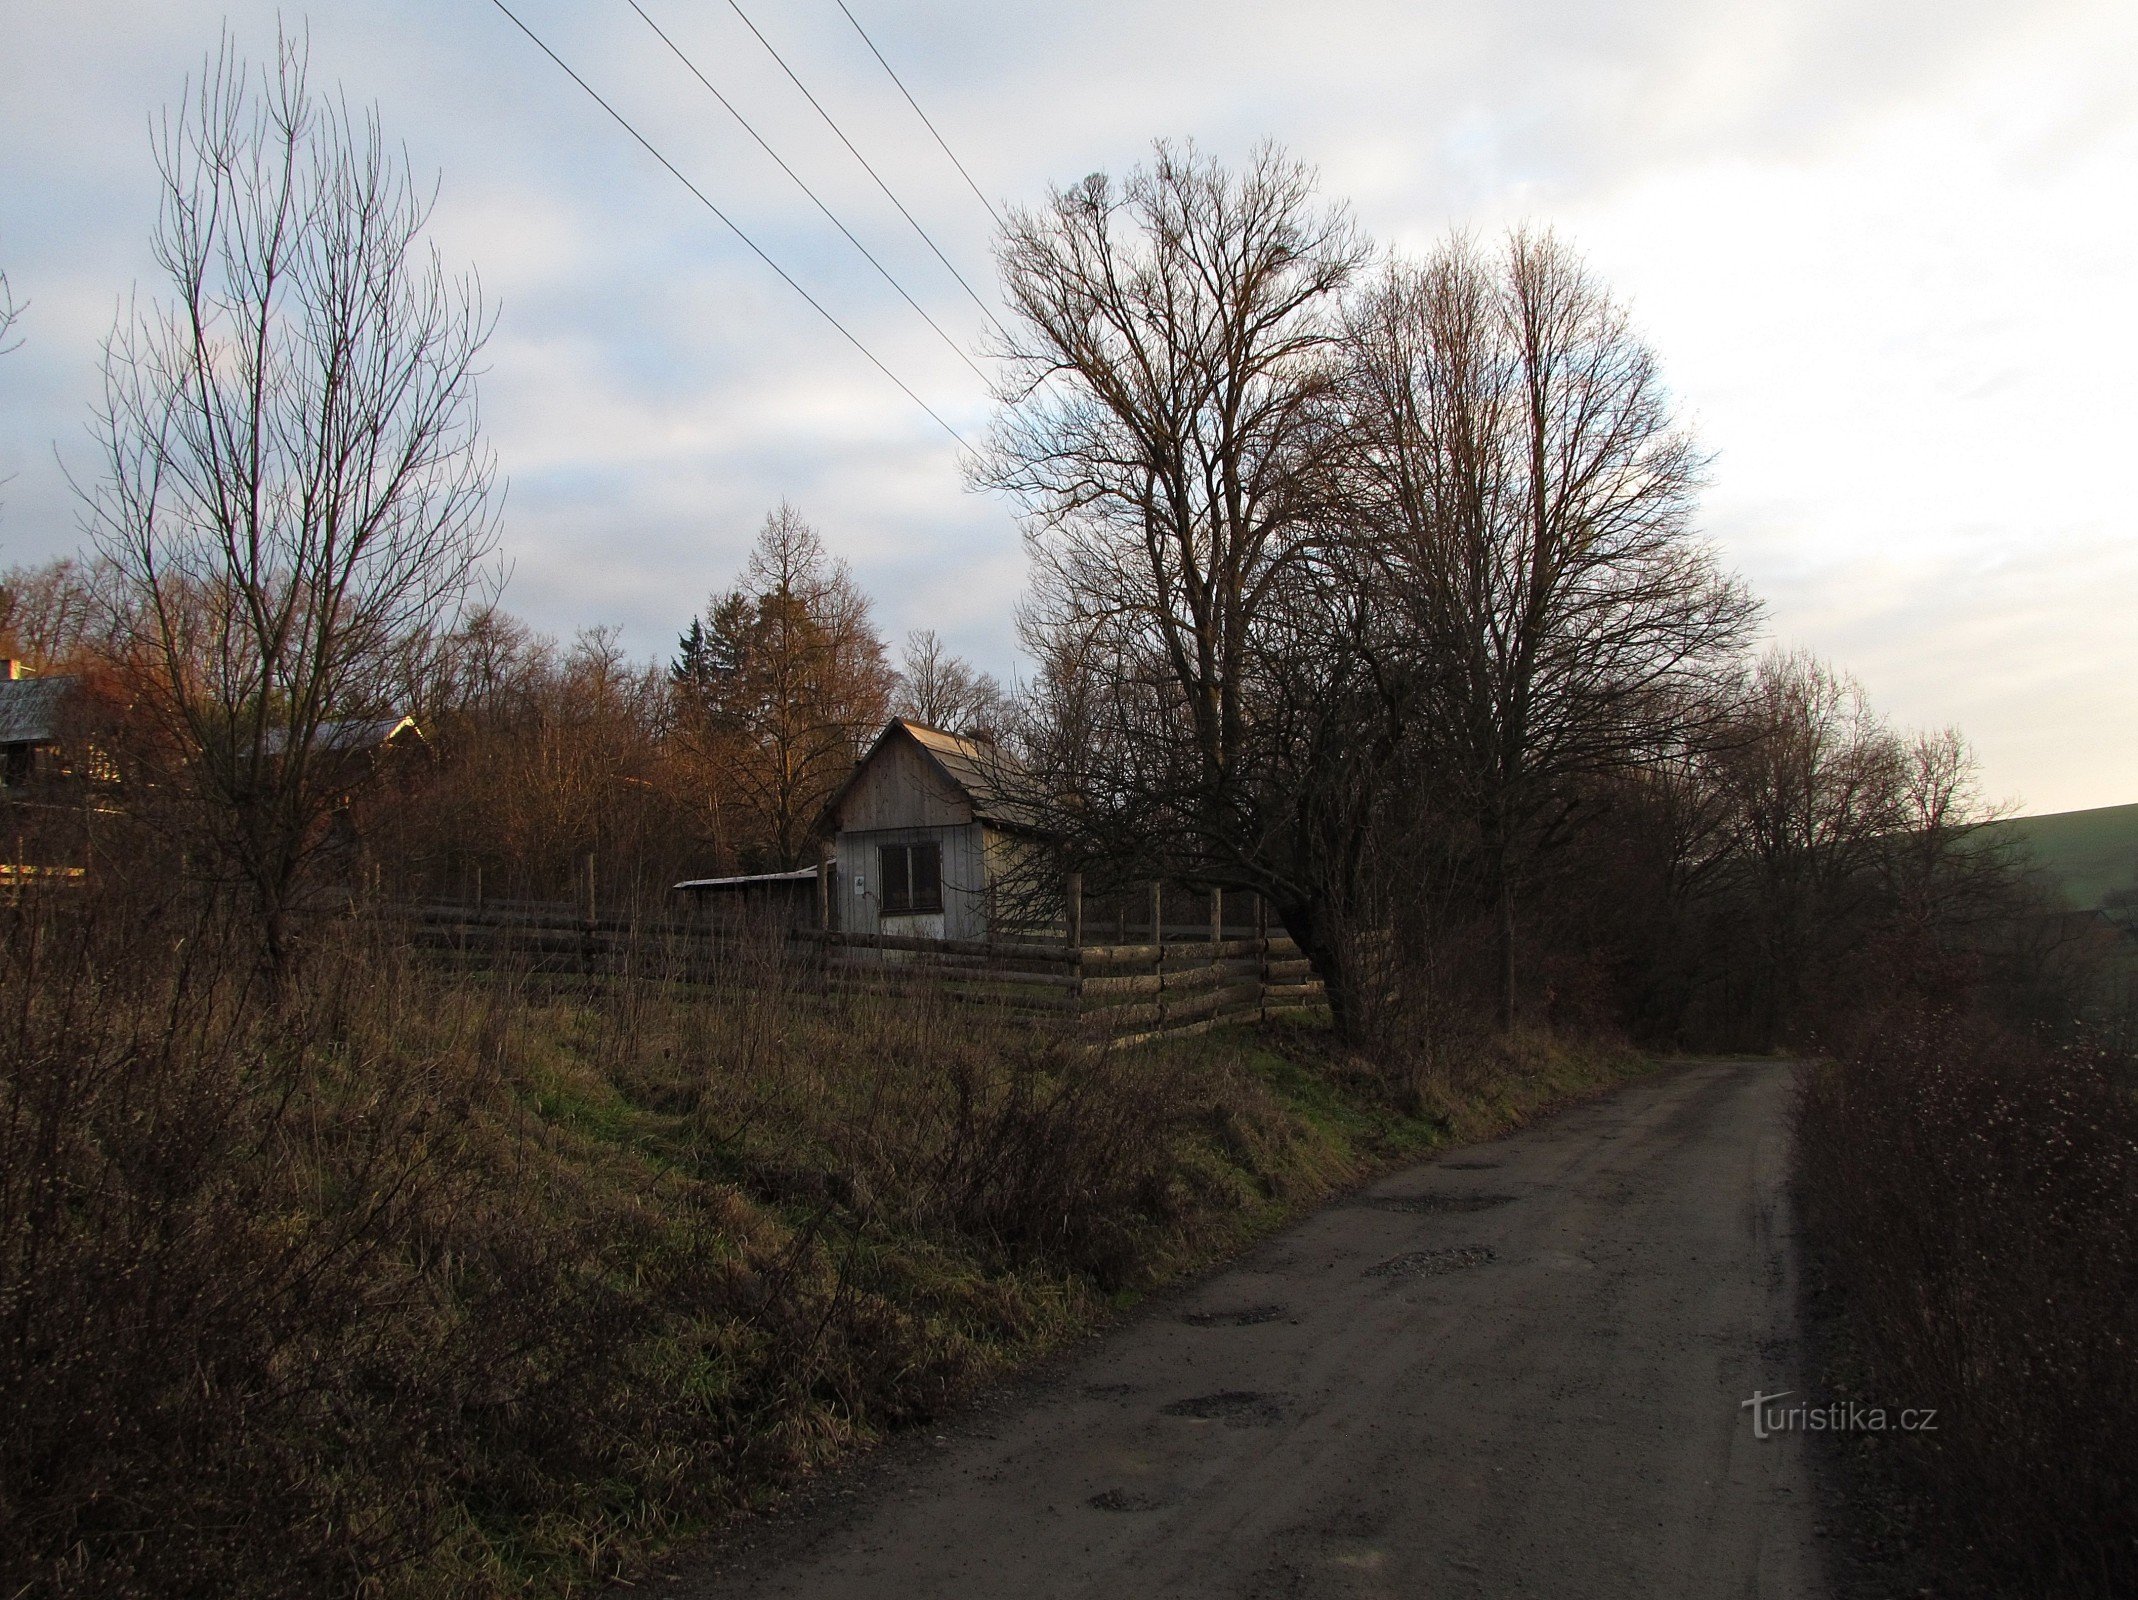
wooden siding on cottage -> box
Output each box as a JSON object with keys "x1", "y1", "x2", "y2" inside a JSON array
[
  {"x1": 820, "y1": 718, "x2": 1049, "y2": 945},
  {"x1": 837, "y1": 819, "x2": 991, "y2": 941},
  {"x1": 832, "y1": 732, "x2": 973, "y2": 832}
]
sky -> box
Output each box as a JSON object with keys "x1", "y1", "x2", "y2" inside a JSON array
[{"x1": 1, "y1": 0, "x2": 2132, "y2": 815}]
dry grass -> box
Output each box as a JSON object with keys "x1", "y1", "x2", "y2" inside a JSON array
[
  {"x1": 1797, "y1": 1012, "x2": 2138, "y2": 1596},
  {"x1": 0, "y1": 892, "x2": 1647, "y2": 1597}
]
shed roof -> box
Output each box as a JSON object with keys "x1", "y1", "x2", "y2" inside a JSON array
[
  {"x1": 674, "y1": 866, "x2": 821, "y2": 892},
  {"x1": 823, "y1": 718, "x2": 1041, "y2": 834},
  {"x1": 0, "y1": 676, "x2": 73, "y2": 747}
]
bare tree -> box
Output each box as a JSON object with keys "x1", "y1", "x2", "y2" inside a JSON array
[
  {"x1": 1708, "y1": 651, "x2": 1909, "y2": 1038},
  {"x1": 0, "y1": 271, "x2": 21, "y2": 357},
  {"x1": 0, "y1": 272, "x2": 22, "y2": 511},
  {"x1": 983, "y1": 143, "x2": 1364, "y2": 788},
  {"x1": 0, "y1": 558, "x2": 103, "y2": 671},
  {"x1": 981, "y1": 143, "x2": 1400, "y2": 1026},
  {"x1": 1346, "y1": 230, "x2": 1759, "y2": 1026},
  {"x1": 80, "y1": 29, "x2": 497, "y2": 970},
  {"x1": 894, "y1": 628, "x2": 1005, "y2": 736}
]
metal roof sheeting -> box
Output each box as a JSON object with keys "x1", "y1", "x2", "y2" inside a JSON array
[
  {"x1": 0, "y1": 677, "x2": 73, "y2": 747},
  {"x1": 674, "y1": 866, "x2": 822, "y2": 891}
]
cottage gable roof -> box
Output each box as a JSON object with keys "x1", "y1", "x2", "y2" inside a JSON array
[
  {"x1": 0, "y1": 676, "x2": 74, "y2": 747},
  {"x1": 823, "y1": 717, "x2": 1041, "y2": 835}
]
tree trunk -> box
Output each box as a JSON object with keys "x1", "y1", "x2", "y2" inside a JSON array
[{"x1": 1276, "y1": 896, "x2": 1364, "y2": 1044}]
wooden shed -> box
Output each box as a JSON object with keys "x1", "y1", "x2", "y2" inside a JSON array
[{"x1": 819, "y1": 718, "x2": 1041, "y2": 942}]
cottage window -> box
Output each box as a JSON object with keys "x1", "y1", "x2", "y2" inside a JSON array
[{"x1": 879, "y1": 841, "x2": 942, "y2": 914}]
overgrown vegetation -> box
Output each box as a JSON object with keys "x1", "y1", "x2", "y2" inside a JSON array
[
  {"x1": 1798, "y1": 1012, "x2": 2138, "y2": 1597},
  {"x1": 0, "y1": 885, "x2": 1640, "y2": 1598}
]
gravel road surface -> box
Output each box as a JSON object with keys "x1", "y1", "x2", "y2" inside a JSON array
[{"x1": 675, "y1": 1058, "x2": 1824, "y2": 1599}]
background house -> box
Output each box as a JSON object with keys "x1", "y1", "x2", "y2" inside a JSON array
[{"x1": 0, "y1": 662, "x2": 74, "y2": 791}]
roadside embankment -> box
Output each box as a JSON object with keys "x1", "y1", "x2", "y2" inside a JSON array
[{"x1": 0, "y1": 908, "x2": 1648, "y2": 1597}]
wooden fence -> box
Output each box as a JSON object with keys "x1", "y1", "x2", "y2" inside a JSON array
[
  {"x1": 389, "y1": 897, "x2": 1325, "y2": 1048},
  {"x1": 812, "y1": 927, "x2": 1325, "y2": 1046}
]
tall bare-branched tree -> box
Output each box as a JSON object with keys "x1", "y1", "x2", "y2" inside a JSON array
[
  {"x1": 1346, "y1": 230, "x2": 1758, "y2": 1025},
  {"x1": 81, "y1": 30, "x2": 497, "y2": 970},
  {"x1": 979, "y1": 143, "x2": 1393, "y2": 1025},
  {"x1": 894, "y1": 628, "x2": 1005, "y2": 738},
  {"x1": 1706, "y1": 650, "x2": 1918, "y2": 1038}
]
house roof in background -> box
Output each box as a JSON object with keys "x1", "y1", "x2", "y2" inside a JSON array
[
  {"x1": 259, "y1": 714, "x2": 421, "y2": 758},
  {"x1": 0, "y1": 676, "x2": 74, "y2": 746}
]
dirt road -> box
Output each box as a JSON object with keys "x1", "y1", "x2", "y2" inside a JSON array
[{"x1": 676, "y1": 1059, "x2": 1824, "y2": 1599}]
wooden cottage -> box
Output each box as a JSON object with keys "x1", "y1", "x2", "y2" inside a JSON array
[{"x1": 819, "y1": 718, "x2": 1040, "y2": 942}]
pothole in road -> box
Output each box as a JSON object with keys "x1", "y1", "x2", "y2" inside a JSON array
[
  {"x1": 1161, "y1": 1390, "x2": 1286, "y2": 1426},
  {"x1": 1087, "y1": 1488, "x2": 1168, "y2": 1512},
  {"x1": 1368, "y1": 1245, "x2": 1497, "y2": 1278},
  {"x1": 1181, "y1": 1303, "x2": 1288, "y2": 1326},
  {"x1": 1439, "y1": 1159, "x2": 1501, "y2": 1170},
  {"x1": 1358, "y1": 1193, "x2": 1516, "y2": 1214}
]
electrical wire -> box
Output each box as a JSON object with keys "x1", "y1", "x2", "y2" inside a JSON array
[
  {"x1": 625, "y1": 0, "x2": 990, "y2": 386},
  {"x1": 720, "y1": 0, "x2": 1006, "y2": 336},
  {"x1": 487, "y1": 0, "x2": 972, "y2": 451},
  {"x1": 831, "y1": 0, "x2": 1003, "y2": 231}
]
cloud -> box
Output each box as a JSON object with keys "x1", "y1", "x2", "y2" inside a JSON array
[{"x1": 1, "y1": 0, "x2": 2132, "y2": 810}]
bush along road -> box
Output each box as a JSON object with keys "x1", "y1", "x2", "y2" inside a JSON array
[{"x1": 673, "y1": 1058, "x2": 1824, "y2": 1600}]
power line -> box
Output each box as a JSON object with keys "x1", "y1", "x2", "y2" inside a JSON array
[
  {"x1": 625, "y1": 0, "x2": 990, "y2": 386},
  {"x1": 486, "y1": 0, "x2": 971, "y2": 451},
  {"x1": 831, "y1": 0, "x2": 1003, "y2": 232},
  {"x1": 720, "y1": 0, "x2": 1005, "y2": 337}
]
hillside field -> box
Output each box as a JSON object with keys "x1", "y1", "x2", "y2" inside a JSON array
[{"x1": 1988, "y1": 801, "x2": 2138, "y2": 912}]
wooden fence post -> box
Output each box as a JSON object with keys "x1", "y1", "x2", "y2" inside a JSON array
[
  {"x1": 817, "y1": 846, "x2": 832, "y2": 934},
  {"x1": 1150, "y1": 881, "x2": 1165, "y2": 1026},
  {"x1": 1065, "y1": 870, "x2": 1084, "y2": 1027},
  {"x1": 584, "y1": 852, "x2": 597, "y2": 927},
  {"x1": 472, "y1": 862, "x2": 484, "y2": 915},
  {"x1": 1255, "y1": 893, "x2": 1269, "y2": 1023}
]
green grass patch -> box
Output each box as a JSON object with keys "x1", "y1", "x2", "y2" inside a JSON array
[{"x1": 1987, "y1": 800, "x2": 2138, "y2": 911}]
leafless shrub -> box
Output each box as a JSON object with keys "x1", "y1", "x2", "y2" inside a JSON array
[{"x1": 1798, "y1": 1013, "x2": 2138, "y2": 1595}]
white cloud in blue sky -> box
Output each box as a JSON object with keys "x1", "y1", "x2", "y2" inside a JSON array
[{"x1": 1, "y1": 0, "x2": 2132, "y2": 811}]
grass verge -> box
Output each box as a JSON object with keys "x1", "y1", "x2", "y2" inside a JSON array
[{"x1": 0, "y1": 907, "x2": 1650, "y2": 1597}]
